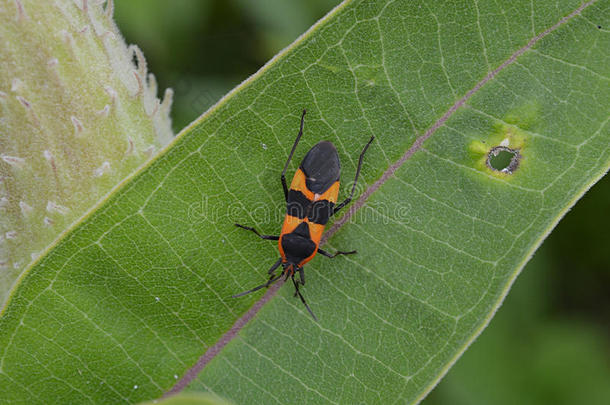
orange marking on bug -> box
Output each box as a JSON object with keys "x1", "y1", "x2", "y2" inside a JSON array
[
  {"x1": 316, "y1": 180, "x2": 340, "y2": 203},
  {"x1": 289, "y1": 168, "x2": 314, "y2": 199},
  {"x1": 279, "y1": 215, "x2": 301, "y2": 241},
  {"x1": 307, "y1": 222, "x2": 326, "y2": 247}
]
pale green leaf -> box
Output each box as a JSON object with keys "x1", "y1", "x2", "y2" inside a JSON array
[
  {"x1": 1, "y1": 0, "x2": 608, "y2": 404},
  {"x1": 0, "y1": 0, "x2": 173, "y2": 305}
]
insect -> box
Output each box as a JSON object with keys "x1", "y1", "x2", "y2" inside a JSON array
[{"x1": 233, "y1": 109, "x2": 374, "y2": 321}]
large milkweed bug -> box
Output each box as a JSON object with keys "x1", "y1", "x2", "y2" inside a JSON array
[{"x1": 233, "y1": 109, "x2": 374, "y2": 321}]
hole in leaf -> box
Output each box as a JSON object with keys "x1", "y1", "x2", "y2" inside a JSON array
[{"x1": 487, "y1": 146, "x2": 521, "y2": 174}]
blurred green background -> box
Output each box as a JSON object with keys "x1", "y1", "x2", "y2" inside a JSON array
[{"x1": 114, "y1": 1, "x2": 610, "y2": 403}]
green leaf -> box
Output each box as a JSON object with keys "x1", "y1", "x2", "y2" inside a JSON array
[{"x1": 1, "y1": 0, "x2": 608, "y2": 404}]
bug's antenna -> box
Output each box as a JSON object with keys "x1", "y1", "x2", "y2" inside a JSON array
[
  {"x1": 281, "y1": 109, "x2": 307, "y2": 200},
  {"x1": 333, "y1": 135, "x2": 375, "y2": 215},
  {"x1": 291, "y1": 276, "x2": 318, "y2": 322}
]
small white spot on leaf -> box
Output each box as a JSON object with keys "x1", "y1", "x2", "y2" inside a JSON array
[
  {"x1": 13, "y1": 0, "x2": 28, "y2": 21},
  {"x1": 16, "y1": 96, "x2": 31, "y2": 109},
  {"x1": 1, "y1": 154, "x2": 26, "y2": 168},
  {"x1": 96, "y1": 104, "x2": 110, "y2": 117},
  {"x1": 144, "y1": 145, "x2": 156, "y2": 157},
  {"x1": 47, "y1": 201, "x2": 68, "y2": 215},
  {"x1": 94, "y1": 161, "x2": 111, "y2": 177},
  {"x1": 60, "y1": 29, "x2": 74, "y2": 46},
  {"x1": 19, "y1": 201, "x2": 32, "y2": 216},
  {"x1": 104, "y1": 86, "x2": 117, "y2": 103},
  {"x1": 125, "y1": 138, "x2": 134, "y2": 156},
  {"x1": 71, "y1": 116, "x2": 84, "y2": 134},
  {"x1": 11, "y1": 78, "x2": 23, "y2": 92},
  {"x1": 100, "y1": 30, "x2": 116, "y2": 41}
]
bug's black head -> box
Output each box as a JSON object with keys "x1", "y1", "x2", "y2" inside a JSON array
[{"x1": 281, "y1": 262, "x2": 299, "y2": 277}]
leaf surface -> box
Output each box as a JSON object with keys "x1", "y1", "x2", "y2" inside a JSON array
[{"x1": 1, "y1": 0, "x2": 608, "y2": 404}]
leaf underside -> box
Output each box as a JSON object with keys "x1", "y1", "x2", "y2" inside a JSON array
[{"x1": 1, "y1": 0, "x2": 608, "y2": 404}]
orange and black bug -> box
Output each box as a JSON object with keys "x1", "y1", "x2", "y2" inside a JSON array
[{"x1": 233, "y1": 109, "x2": 374, "y2": 321}]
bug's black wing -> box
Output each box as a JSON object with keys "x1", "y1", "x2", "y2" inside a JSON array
[{"x1": 300, "y1": 141, "x2": 340, "y2": 194}]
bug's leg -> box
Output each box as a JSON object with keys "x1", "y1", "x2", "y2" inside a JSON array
[
  {"x1": 267, "y1": 258, "x2": 282, "y2": 275},
  {"x1": 234, "y1": 223, "x2": 279, "y2": 240},
  {"x1": 291, "y1": 275, "x2": 318, "y2": 322},
  {"x1": 293, "y1": 268, "x2": 305, "y2": 297},
  {"x1": 281, "y1": 109, "x2": 307, "y2": 201},
  {"x1": 332, "y1": 135, "x2": 375, "y2": 215},
  {"x1": 317, "y1": 248, "x2": 357, "y2": 258},
  {"x1": 232, "y1": 262, "x2": 284, "y2": 298}
]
